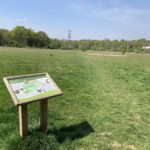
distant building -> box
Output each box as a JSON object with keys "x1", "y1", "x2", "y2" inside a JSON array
[{"x1": 142, "y1": 46, "x2": 150, "y2": 50}]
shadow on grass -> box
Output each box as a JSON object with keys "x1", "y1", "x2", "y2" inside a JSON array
[
  {"x1": 5, "y1": 121, "x2": 94, "y2": 150},
  {"x1": 47, "y1": 121, "x2": 94, "y2": 143}
]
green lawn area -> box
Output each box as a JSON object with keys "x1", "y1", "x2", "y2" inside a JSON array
[{"x1": 0, "y1": 47, "x2": 150, "y2": 150}]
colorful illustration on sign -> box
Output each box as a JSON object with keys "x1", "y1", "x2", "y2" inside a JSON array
[{"x1": 9, "y1": 75, "x2": 59, "y2": 102}]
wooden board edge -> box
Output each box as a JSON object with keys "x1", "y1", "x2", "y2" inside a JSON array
[
  {"x1": 3, "y1": 77, "x2": 19, "y2": 106},
  {"x1": 6, "y1": 72, "x2": 47, "y2": 80},
  {"x1": 3, "y1": 72, "x2": 63, "y2": 106},
  {"x1": 17, "y1": 92, "x2": 63, "y2": 106},
  {"x1": 45, "y1": 72, "x2": 63, "y2": 94}
]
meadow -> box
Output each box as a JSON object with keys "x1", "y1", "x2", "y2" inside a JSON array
[{"x1": 0, "y1": 47, "x2": 150, "y2": 150}]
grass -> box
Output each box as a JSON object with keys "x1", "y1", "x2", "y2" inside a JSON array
[{"x1": 0, "y1": 47, "x2": 150, "y2": 150}]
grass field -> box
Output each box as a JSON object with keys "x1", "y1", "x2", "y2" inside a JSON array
[{"x1": 0, "y1": 47, "x2": 150, "y2": 150}]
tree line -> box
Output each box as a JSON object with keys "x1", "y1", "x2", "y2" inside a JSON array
[{"x1": 0, "y1": 26, "x2": 150, "y2": 53}]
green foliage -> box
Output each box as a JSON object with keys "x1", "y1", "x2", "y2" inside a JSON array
[
  {"x1": 0, "y1": 26, "x2": 150, "y2": 53},
  {"x1": 0, "y1": 29, "x2": 11, "y2": 46},
  {"x1": 61, "y1": 40, "x2": 72, "y2": 50},
  {"x1": 36, "y1": 31, "x2": 49, "y2": 48},
  {"x1": 48, "y1": 39, "x2": 61, "y2": 49},
  {"x1": 121, "y1": 46, "x2": 127, "y2": 54},
  {"x1": 79, "y1": 40, "x2": 92, "y2": 51},
  {"x1": 0, "y1": 26, "x2": 52, "y2": 48},
  {"x1": 11, "y1": 26, "x2": 28, "y2": 47}
]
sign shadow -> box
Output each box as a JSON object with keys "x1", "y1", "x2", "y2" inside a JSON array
[{"x1": 47, "y1": 120, "x2": 94, "y2": 143}]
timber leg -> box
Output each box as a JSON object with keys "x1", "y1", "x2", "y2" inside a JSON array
[
  {"x1": 40, "y1": 99, "x2": 48, "y2": 132},
  {"x1": 18, "y1": 104, "x2": 28, "y2": 137}
]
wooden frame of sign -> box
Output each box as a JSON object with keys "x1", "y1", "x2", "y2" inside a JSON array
[{"x1": 3, "y1": 72, "x2": 63, "y2": 137}]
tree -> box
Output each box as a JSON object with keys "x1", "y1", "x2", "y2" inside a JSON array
[
  {"x1": 121, "y1": 46, "x2": 127, "y2": 54},
  {"x1": 26, "y1": 28, "x2": 37, "y2": 47},
  {"x1": 11, "y1": 26, "x2": 28, "y2": 47},
  {"x1": 36, "y1": 31, "x2": 49, "y2": 48},
  {"x1": 0, "y1": 29, "x2": 10, "y2": 46},
  {"x1": 0, "y1": 26, "x2": 150, "y2": 53},
  {"x1": 49, "y1": 39, "x2": 61, "y2": 49},
  {"x1": 79, "y1": 40, "x2": 92, "y2": 51}
]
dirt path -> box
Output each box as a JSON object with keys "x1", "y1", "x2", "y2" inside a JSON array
[{"x1": 83, "y1": 52, "x2": 128, "y2": 57}]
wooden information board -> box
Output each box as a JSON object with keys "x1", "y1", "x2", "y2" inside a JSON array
[{"x1": 3, "y1": 72, "x2": 63, "y2": 137}]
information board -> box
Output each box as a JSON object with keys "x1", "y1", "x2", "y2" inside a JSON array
[{"x1": 3, "y1": 73, "x2": 63, "y2": 105}]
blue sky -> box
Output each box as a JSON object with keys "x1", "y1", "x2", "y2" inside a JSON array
[{"x1": 0, "y1": 0, "x2": 150, "y2": 40}]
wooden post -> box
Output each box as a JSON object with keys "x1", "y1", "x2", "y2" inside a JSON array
[
  {"x1": 40, "y1": 99, "x2": 48, "y2": 132},
  {"x1": 19, "y1": 104, "x2": 28, "y2": 137}
]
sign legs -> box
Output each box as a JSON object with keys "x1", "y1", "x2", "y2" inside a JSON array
[
  {"x1": 19, "y1": 104, "x2": 28, "y2": 137},
  {"x1": 40, "y1": 99, "x2": 48, "y2": 132},
  {"x1": 18, "y1": 99, "x2": 48, "y2": 137}
]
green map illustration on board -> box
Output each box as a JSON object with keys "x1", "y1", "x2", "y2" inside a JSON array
[{"x1": 9, "y1": 75, "x2": 59, "y2": 102}]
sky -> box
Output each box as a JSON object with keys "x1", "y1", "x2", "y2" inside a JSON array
[{"x1": 0, "y1": 0, "x2": 150, "y2": 40}]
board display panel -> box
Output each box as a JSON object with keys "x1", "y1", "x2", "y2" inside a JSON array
[{"x1": 3, "y1": 73, "x2": 63, "y2": 105}]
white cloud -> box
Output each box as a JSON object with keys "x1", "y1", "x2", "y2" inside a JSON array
[
  {"x1": 90, "y1": 7, "x2": 150, "y2": 29},
  {"x1": 0, "y1": 16, "x2": 28, "y2": 24},
  {"x1": 68, "y1": 0, "x2": 150, "y2": 29},
  {"x1": 15, "y1": 17, "x2": 28, "y2": 22},
  {"x1": 0, "y1": 16, "x2": 30, "y2": 31}
]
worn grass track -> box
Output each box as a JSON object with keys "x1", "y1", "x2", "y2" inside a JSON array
[{"x1": 0, "y1": 47, "x2": 150, "y2": 150}]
